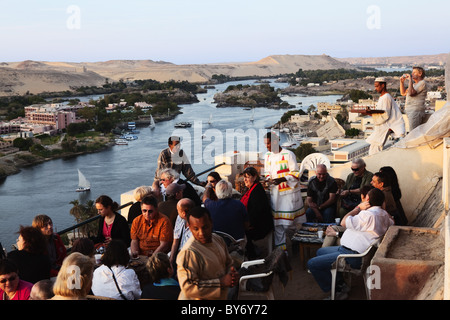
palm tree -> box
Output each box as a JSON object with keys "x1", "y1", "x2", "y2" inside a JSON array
[{"x1": 69, "y1": 199, "x2": 98, "y2": 238}]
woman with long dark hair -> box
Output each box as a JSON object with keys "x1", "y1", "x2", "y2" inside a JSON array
[{"x1": 93, "y1": 195, "x2": 131, "y2": 249}]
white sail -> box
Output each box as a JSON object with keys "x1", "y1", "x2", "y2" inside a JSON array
[
  {"x1": 77, "y1": 169, "x2": 91, "y2": 192},
  {"x1": 208, "y1": 113, "x2": 212, "y2": 124},
  {"x1": 250, "y1": 108, "x2": 254, "y2": 122},
  {"x1": 149, "y1": 115, "x2": 155, "y2": 129}
]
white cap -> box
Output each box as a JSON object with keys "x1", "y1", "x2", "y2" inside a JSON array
[{"x1": 375, "y1": 77, "x2": 386, "y2": 83}]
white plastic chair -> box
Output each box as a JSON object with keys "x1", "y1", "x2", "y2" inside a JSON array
[
  {"x1": 330, "y1": 239, "x2": 381, "y2": 300},
  {"x1": 237, "y1": 259, "x2": 275, "y2": 300},
  {"x1": 298, "y1": 153, "x2": 331, "y2": 185}
]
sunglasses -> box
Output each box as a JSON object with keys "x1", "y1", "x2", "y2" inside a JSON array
[
  {"x1": 141, "y1": 209, "x2": 154, "y2": 213},
  {"x1": 351, "y1": 167, "x2": 360, "y2": 171},
  {"x1": 0, "y1": 276, "x2": 17, "y2": 284}
]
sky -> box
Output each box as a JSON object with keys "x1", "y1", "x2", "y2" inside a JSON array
[{"x1": 0, "y1": 0, "x2": 449, "y2": 64}]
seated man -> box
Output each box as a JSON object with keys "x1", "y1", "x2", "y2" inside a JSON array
[
  {"x1": 176, "y1": 206, "x2": 239, "y2": 300},
  {"x1": 307, "y1": 188, "x2": 394, "y2": 299},
  {"x1": 160, "y1": 168, "x2": 202, "y2": 206},
  {"x1": 204, "y1": 180, "x2": 249, "y2": 243},
  {"x1": 337, "y1": 158, "x2": 373, "y2": 219},
  {"x1": 130, "y1": 195, "x2": 173, "y2": 257},
  {"x1": 306, "y1": 164, "x2": 338, "y2": 223}
]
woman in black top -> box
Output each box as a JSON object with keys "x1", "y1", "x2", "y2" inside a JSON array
[
  {"x1": 7, "y1": 226, "x2": 51, "y2": 284},
  {"x1": 240, "y1": 167, "x2": 274, "y2": 259},
  {"x1": 94, "y1": 195, "x2": 131, "y2": 248}
]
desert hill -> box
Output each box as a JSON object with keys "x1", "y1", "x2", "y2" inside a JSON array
[
  {"x1": 0, "y1": 53, "x2": 445, "y2": 96},
  {"x1": 0, "y1": 54, "x2": 354, "y2": 96}
]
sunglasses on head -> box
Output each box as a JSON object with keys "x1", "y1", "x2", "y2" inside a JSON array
[{"x1": 0, "y1": 276, "x2": 16, "y2": 284}]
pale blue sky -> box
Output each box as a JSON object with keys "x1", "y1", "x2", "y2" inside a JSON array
[{"x1": 0, "y1": 0, "x2": 448, "y2": 64}]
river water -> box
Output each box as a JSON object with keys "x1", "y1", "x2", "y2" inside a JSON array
[{"x1": 0, "y1": 79, "x2": 341, "y2": 251}]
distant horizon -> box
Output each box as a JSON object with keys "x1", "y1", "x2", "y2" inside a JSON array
[{"x1": 1, "y1": 52, "x2": 448, "y2": 65}]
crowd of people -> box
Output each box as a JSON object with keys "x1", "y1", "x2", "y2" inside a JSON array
[{"x1": 0, "y1": 128, "x2": 409, "y2": 301}]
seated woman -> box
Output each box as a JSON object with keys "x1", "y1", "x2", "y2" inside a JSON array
[
  {"x1": 141, "y1": 252, "x2": 180, "y2": 300},
  {"x1": 240, "y1": 167, "x2": 274, "y2": 259},
  {"x1": 7, "y1": 226, "x2": 51, "y2": 284},
  {"x1": 202, "y1": 172, "x2": 222, "y2": 202},
  {"x1": 379, "y1": 166, "x2": 408, "y2": 226},
  {"x1": 0, "y1": 259, "x2": 33, "y2": 300},
  {"x1": 51, "y1": 252, "x2": 94, "y2": 300},
  {"x1": 93, "y1": 195, "x2": 131, "y2": 249},
  {"x1": 32, "y1": 214, "x2": 67, "y2": 277},
  {"x1": 127, "y1": 185, "x2": 154, "y2": 226},
  {"x1": 91, "y1": 239, "x2": 141, "y2": 300}
]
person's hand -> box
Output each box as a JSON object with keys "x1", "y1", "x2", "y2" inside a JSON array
[
  {"x1": 358, "y1": 201, "x2": 370, "y2": 211},
  {"x1": 325, "y1": 225, "x2": 336, "y2": 237},
  {"x1": 270, "y1": 177, "x2": 286, "y2": 186}
]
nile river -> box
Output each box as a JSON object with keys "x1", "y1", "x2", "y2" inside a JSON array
[{"x1": 0, "y1": 79, "x2": 342, "y2": 251}]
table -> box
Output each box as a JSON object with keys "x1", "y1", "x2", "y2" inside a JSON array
[{"x1": 292, "y1": 234, "x2": 323, "y2": 269}]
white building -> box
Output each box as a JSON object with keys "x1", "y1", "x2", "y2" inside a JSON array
[{"x1": 329, "y1": 138, "x2": 370, "y2": 162}]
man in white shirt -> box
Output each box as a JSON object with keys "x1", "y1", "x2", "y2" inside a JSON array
[
  {"x1": 366, "y1": 77, "x2": 405, "y2": 155},
  {"x1": 400, "y1": 67, "x2": 428, "y2": 131},
  {"x1": 307, "y1": 188, "x2": 394, "y2": 299}
]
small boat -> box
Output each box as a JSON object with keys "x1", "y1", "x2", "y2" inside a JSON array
[
  {"x1": 249, "y1": 108, "x2": 255, "y2": 122},
  {"x1": 120, "y1": 135, "x2": 138, "y2": 141},
  {"x1": 149, "y1": 115, "x2": 155, "y2": 130},
  {"x1": 174, "y1": 122, "x2": 192, "y2": 128},
  {"x1": 207, "y1": 114, "x2": 212, "y2": 125},
  {"x1": 76, "y1": 169, "x2": 91, "y2": 192},
  {"x1": 127, "y1": 122, "x2": 136, "y2": 130},
  {"x1": 115, "y1": 139, "x2": 128, "y2": 145}
]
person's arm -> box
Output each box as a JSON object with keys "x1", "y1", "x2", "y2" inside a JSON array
[
  {"x1": 407, "y1": 74, "x2": 418, "y2": 96},
  {"x1": 169, "y1": 238, "x2": 180, "y2": 265},
  {"x1": 319, "y1": 193, "x2": 337, "y2": 210},
  {"x1": 130, "y1": 239, "x2": 140, "y2": 256},
  {"x1": 152, "y1": 240, "x2": 171, "y2": 256},
  {"x1": 400, "y1": 75, "x2": 407, "y2": 96},
  {"x1": 341, "y1": 201, "x2": 370, "y2": 228}
]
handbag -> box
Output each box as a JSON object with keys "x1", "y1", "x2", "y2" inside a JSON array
[{"x1": 108, "y1": 266, "x2": 128, "y2": 300}]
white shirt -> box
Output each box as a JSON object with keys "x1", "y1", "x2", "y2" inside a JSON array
[
  {"x1": 340, "y1": 206, "x2": 394, "y2": 253},
  {"x1": 91, "y1": 265, "x2": 142, "y2": 300}
]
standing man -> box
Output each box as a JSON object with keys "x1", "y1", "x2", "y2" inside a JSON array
[
  {"x1": 176, "y1": 206, "x2": 238, "y2": 300},
  {"x1": 153, "y1": 136, "x2": 200, "y2": 197},
  {"x1": 263, "y1": 132, "x2": 305, "y2": 251},
  {"x1": 130, "y1": 195, "x2": 173, "y2": 257},
  {"x1": 305, "y1": 164, "x2": 338, "y2": 223},
  {"x1": 400, "y1": 67, "x2": 428, "y2": 131},
  {"x1": 366, "y1": 77, "x2": 405, "y2": 155}
]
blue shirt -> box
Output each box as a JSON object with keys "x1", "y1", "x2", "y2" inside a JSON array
[{"x1": 204, "y1": 198, "x2": 248, "y2": 241}]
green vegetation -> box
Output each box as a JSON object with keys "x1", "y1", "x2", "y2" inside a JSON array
[
  {"x1": 280, "y1": 109, "x2": 307, "y2": 123},
  {"x1": 293, "y1": 143, "x2": 316, "y2": 162},
  {"x1": 289, "y1": 68, "x2": 445, "y2": 86}
]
